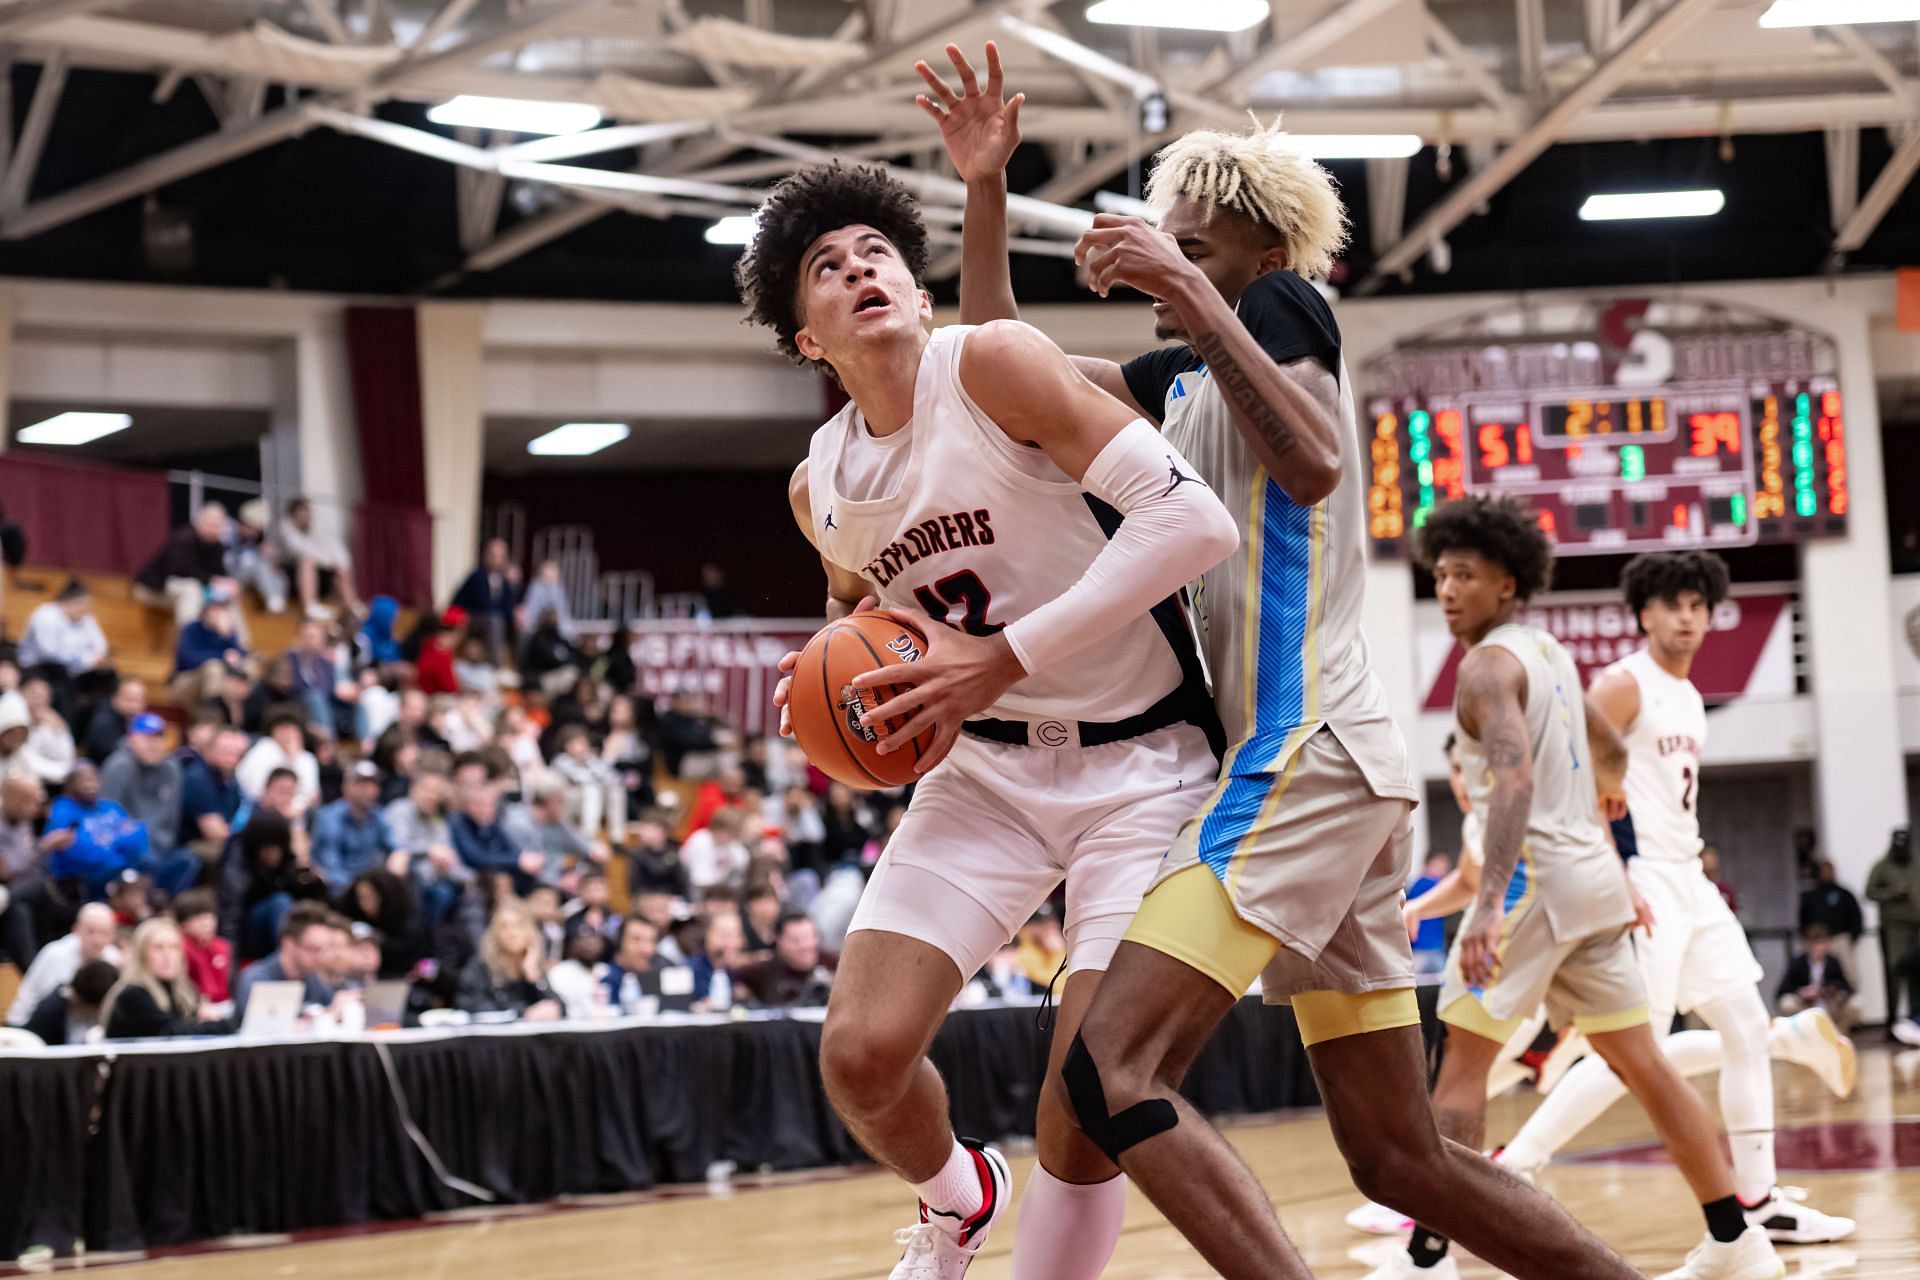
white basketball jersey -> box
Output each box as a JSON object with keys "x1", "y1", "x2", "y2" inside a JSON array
[
  {"x1": 804, "y1": 326, "x2": 1190, "y2": 723},
  {"x1": 1607, "y1": 648, "x2": 1706, "y2": 864},
  {"x1": 1459, "y1": 624, "x2": 1635, "y2": 943}
]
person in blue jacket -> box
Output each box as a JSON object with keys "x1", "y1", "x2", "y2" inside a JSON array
[{"x1": 46, "y1": 760, "x2": 148, "y2": 894}]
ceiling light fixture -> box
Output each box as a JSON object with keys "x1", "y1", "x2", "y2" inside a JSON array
[
  {"x1": 427, "y1": 95, "x2": 602, "y2": 136},
  {"x1": 1578, "y1": 189, "x2": 1726, "y2": 221},
  {"x1": 1758, "y1": 0, "x2": 1920, "y2": 27},
  {"x1": 17, "y1": 411, "x2": 133, "y2": 445},
  {"x1": 1280, "y1": 134, "x2": 1423, "y2": 159},
  {"x1": 705, "y1": 215, "x2": 758, "y2": 245},
  {"x1": 526, "y1": 423, "x2": 631, "y2": 457},
  {"x1": 1092, "y1": 192, "x2": 1158, "y2": 221},
  {"x1": 1085, "y1": 0, "x2": 1270, "y2": 33}
]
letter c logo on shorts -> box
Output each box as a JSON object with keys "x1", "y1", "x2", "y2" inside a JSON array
[{"x1": 1035, "y1": 720, "x2": 1070, "y2": 747}]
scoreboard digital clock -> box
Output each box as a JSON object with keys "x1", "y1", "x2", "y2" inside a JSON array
[{"x1": 1361, "y1": 302, "x2": 1850, "y2": 558}]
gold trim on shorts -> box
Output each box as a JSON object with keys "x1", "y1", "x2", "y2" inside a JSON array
[
  {"x1": 1439, "y1": 992, "x2": 1524, "y2": 1044},
  {"x1": 1125, "y1": 863, "x2": 1278, "y2": 997},
  {"x1": 1572, "y1": 1005, "x2": 1650, "y2": 1034},
  {"x1": 1293, "y1": 988, "x2": 1420, "y2": 1047}
]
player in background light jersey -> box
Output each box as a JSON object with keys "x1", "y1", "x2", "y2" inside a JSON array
[
  {"x1": 1494, "y1": 551, "x2": 1856, "y2": 1245},
  {"x1": 931, "y1": 44, "x2": 1641, "y2": 1280},
  {"x1": 748, "y1": 163, "x2": 1239, "y2": 1280},
  {"x1": 1385, "y1": 495, "x2": 1782, "y2": 1280}
]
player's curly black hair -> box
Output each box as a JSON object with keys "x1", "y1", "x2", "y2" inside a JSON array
[
  {"x1": 1412, "y1": 494, "x2": 1553, "y2": 602},
  {"x1": 734, "y1": 163, "x2": 931, "y2": 375},
  {"x1": 1620, "y1": 550, "x2": 1730, "y2": 627}
]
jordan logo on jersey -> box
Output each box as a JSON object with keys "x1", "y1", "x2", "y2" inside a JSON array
[
  {"x1": 863, "y1": 507, "x2": 996, "y2": 586},
  {"x1": 1163, "y1": 457, "x2": 1203, "y2": 498},
  {"x1": 824, "y1": 508, "x2": 837, "y2": 531}
]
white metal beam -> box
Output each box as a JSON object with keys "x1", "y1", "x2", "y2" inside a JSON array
[
  {"x1": 1212, "y1": 0, "x2": 1409, "y2": 100},
  {"x1": 0, "y1": 0, "x2": 128, "y2": 37},
  {"x1": 1361, "y1": 0, "x2": 1724, "y2": 291},
  {"x1": 1824, "y1": 24, "x2": 1920, "y2": 111},
  {"x1": 994, "y1": 14, "x2": 1160, "y2": 100},
  {"x1": 299, "y1": 0, "x2": 353, "y2": 46},
  {"x1": 309, "y1": 105, "x2": 497, "y2": 168},
  {"x1": 407, "y1": 0, "x2": 485, "y2": 52},
  {"x1": 1425, "y1": 11, "x2": 1523, "y2": 122},
  {"x1": 1, "y1": 52, "x2": 68, "y2": 216},
  {"x1": 369, "y1": 0, "x2": 607, "y2": 92},
  {"x1": 1, "y1": 101, "x2": 318, "y2": 240},
  {"x1": 1834, "y1": 124, "x2": 1920, "y2": 253},
  {"x1": 490, "y1": 122, "x2": 711, "y2": 165}
]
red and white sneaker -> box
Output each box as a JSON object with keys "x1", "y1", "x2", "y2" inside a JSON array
[{"x1": 889, "y1": 1140, "x2": 1011, "y2": 1279}]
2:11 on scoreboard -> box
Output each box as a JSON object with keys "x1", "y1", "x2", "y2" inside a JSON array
[{"x1": 1363, "y1": 382, "x2": 1848, "y2": 558}]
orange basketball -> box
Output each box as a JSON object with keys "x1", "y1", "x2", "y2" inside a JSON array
[{"x1": 788, "y1": 611, "x2": 934, "y2": 789}]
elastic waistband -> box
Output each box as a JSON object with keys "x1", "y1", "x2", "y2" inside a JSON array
[{"x1": 962, "y1": 683, "x2": 1217, "y2": 751}]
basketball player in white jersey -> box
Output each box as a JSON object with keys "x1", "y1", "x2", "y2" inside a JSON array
[
  {"x1": 1490, "y1": 550, "x2": 1856, "y2": 1244},
  {"x1": 744, "y1": 162, "x2": 1239, "y2": 1278},
  {"x1": 928, "y1": 44, "x2": 1642, "y2": 1280},
  {"x1": 1380, "y1": 495, "x2": 1782, "y2": 1280}
]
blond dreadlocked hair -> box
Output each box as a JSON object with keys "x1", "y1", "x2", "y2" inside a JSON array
[{"x1": 1145, "y1": 119, "x2": 1349, "y2": 279}]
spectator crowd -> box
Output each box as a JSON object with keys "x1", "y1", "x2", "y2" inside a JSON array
[{"x1": 0, "y1": 501, "x2": 909, "y2": 1044}]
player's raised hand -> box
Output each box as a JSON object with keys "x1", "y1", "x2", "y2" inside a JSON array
[
  {"x1": 848, "y1": 619, "x2": 1027, "y2": 774},
  {"x1": 915, "y1": 41, "x2": 1024, "y2": 183},
  {"x1": 1457, "y1": 899, "x2": 1505, "y2": 989},
  {"x1": 1074, "y1": 213, "x2": 1198, "y2": 301}
]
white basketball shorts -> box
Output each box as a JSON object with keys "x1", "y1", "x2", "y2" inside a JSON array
[
  {"x1": 1629, "y1": 855, "x2": 1765, "y2": 1025},
  {"x1": 848, "y1": 721, "x2": 1218, "y2": 982}
]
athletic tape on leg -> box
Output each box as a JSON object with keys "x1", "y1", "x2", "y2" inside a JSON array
[{"x1": 1062, "y1": 1032, "x2": 1177, "y2": 1161}]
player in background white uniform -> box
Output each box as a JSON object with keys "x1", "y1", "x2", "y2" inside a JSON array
[
  {"x1": 1494, "y1": 551, "x2": 1856, "y2": 1244},
  {"x1": 930, "y1": 45, "x2": 1644, "y2": 1280},
  {"x1": 1391, "y1": 496, "x2": 1783, "y2": 1280},
  {"x1": 747, "y1": 163, "x2": 1239, "y2": 1279}
]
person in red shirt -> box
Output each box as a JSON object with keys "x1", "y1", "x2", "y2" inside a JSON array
[
  {"x1": 173, "y1": 887, "x2": 233, "y2": 1003},
  {"x1": 415, "y1": 607, "x2": 465, "y2": 696}
]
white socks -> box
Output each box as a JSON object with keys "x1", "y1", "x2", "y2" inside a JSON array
[
  {"x1": 915, "y1": 1139, "x2": 986, "y2": 1224},
  {"x1": 1009, "y1": 1166, "x2": 1127, "y2": 1280},
  {"x1": 1694, "y1": 988, "x2": 1777, "y2": 1205},
  {"x1": 1502, "y1": 990, "x2": 1780, "y2": 1206}
]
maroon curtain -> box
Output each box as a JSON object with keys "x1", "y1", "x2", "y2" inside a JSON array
[
  {"x1": 0, "y1": 452, "x2": 169, "y2": 577},
  {"x1": 344, "y1": 306, "x2": 433, "y2": 605}
]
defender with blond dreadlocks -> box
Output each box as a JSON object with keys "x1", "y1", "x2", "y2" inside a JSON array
[{"x1": 923, "y1": 42, "x2": 1642, "y2": 1279}]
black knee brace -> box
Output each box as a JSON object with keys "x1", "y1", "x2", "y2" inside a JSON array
[{"x1": 1061, "y1": 1032, "x2": 1177, "y2": 1161}]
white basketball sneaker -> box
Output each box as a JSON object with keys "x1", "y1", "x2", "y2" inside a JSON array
[
  {"x1": 1359, "y1": 1250, "x2": 1461, "y2": 1279},
  {"x1": 1346, "y1": 1198, "x2": 1414, "y2": 1235},
  {"x1": 888, "y1": 1141, "x2": 1011, "y2": 1280},
  {"x1": 1743, "y1": 1186, "x2": 1856, "y2": 1244},
  {"x1": 1773, "y1": 1008, "x2": 1857, "y2": 1098},
  {"x1": 1656, "y1": 1228, "x2": 1786, "y2": 1279}
]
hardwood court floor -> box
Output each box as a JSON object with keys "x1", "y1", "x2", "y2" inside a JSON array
[{"x1": 51, "y1": 1045, "x2": 1920, "y2": 1279}]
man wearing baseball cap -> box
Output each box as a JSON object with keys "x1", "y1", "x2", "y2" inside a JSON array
[
  {"x1": 100, "y1": 714, "x2": 197, "y2": 896},
  {"x1": 311, "y1": 760, "x2": 393, "y2": 892}
]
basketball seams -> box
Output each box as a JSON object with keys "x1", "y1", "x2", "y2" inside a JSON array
[
  {"x1": 819, "y1": 625, "x2": 891, "y2": 788},
  {"x1": 842, "y1": 625, "x2": 928, "y2": 769}
]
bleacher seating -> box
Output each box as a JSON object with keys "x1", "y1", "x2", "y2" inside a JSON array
[{"x1": 3, "y1": 567, "x2": 305, "y2": 701}]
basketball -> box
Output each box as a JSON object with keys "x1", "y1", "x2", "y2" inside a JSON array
[{"x1": 788, "y1": 611, "x2": 935, "y2": 789}]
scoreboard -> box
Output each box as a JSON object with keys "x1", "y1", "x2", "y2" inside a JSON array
[{"x1": 1362, "y1": 306, "x2": 1851, "y2": 558}]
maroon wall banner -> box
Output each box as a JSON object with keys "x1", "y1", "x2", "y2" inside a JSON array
[
  {"x1": 1422, "y1": 591, "x2": 1794, "y2": 711},
  {"x1": 630, "y1": 621, "x2": 818, "y2": 737},
  {"x1": 0, "y1": 452, "x2": 169, "y2": 578}
]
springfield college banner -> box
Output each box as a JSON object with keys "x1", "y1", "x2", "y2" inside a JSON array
[
  {"x1": 629, "y1": 621, "x2": 818, "y2": 737},
  {"x1": 1419, "y1": 590, "x2": 1797, "y2": 711}
]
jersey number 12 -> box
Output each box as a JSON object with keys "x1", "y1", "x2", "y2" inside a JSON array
[{"x1": 914, "y1": 570, "x2": 1002, "y2": 637}]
